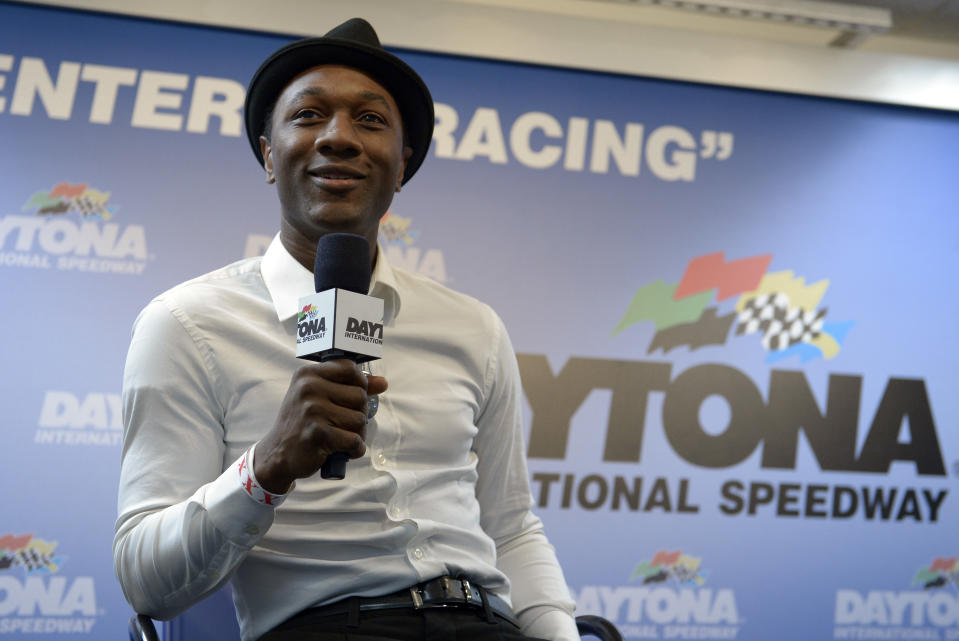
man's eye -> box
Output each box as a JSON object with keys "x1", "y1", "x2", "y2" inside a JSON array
[
  {"x1": 294, "y1": 109, "x2": 321, "y2": 120},
  {"x1": 359, "y1": 113, "x2": 386, "y2": 125}
]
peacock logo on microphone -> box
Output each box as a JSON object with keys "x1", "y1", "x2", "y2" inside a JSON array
[
  {"x1": 297, "y1": 304, "x2": 327, "y2": 343},
  {"x1": 296, "y1": 289, "x2": 384, "y2": 361}
]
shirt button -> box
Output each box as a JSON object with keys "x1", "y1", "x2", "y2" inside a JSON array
[
  {"x1": 412, "y1": 547, "x2": 424, "y2": 560},
  {"x1": 390, "y1": 506, "x2": 402, "y2": 519},
  {"x1": 245, "y1": 525, "x2": 259, "y2": 535},
  {"x1": 375, "y1": 452, "x2": 387, "y2": 465}
]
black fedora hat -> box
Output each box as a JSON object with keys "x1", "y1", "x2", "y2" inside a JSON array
[{"x1": 244, "y1": 18, "x2": 434, "y2": 185}]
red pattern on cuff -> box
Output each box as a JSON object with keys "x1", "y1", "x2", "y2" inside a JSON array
[{"x1": 238, "y1": 449, "x2": 286, "y2": 507}]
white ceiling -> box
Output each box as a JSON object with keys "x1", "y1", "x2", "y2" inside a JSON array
[
  {"x1": 479, "y1": 0, "x2": 959, "y2": 60},
  {"x1": 840, "y1": 0, "x2": 959, "y2": 44},
  {"x1": 17, "y1": 0, "x2": 959, "y2": 111}
]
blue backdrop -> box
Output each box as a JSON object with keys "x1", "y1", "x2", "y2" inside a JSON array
[{"x1": 1, "y1": 3, "x2": 957, "y2": 640}]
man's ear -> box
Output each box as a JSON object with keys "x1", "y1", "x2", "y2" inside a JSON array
[
  {"x1": 395, "y1": 146, "x2": 413, "y2": 192},
  {"x1": 259, "y1": 136, "x2": 275, "y2": 184}
]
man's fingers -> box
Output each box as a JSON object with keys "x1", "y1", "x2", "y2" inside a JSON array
[
  {"x1": 319, "y1": 424, "x2": 367, "y2": 459},
  {"x1": 366, "y1": 375, "x2": 388, "y2": 396},
  {"x1": 305, "y1": 359, "x2": 367, "y2": 386},
  {"x1": 271, "y1": 361, "x2": 385, "y2": 476},
  {"x1": 323, "y1": 402, "x2": 369, "y2": 434},
  {"x1": 320, "y1": 381, "x2": 370, "y2": 413}
]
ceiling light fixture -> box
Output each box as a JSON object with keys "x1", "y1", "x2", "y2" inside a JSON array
[{"x1": 589, "y1": 0, "x2": 892, "y2": 34}]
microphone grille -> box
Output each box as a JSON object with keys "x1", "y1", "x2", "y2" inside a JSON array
[{"x1": 313, "y1": 233, "x2": 371, "y2": 294}]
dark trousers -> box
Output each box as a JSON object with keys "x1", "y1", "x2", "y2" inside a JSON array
[{"x1": 259, "y1": 603, "x2": 551, "y2": 641}]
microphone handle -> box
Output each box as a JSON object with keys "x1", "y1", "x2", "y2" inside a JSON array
[
  {"x1": 318, "y1": 357, "x2": 376, "y2": 480},
  {"x1": 320, "y1": 453, "x2": 349, "y2": 480}
]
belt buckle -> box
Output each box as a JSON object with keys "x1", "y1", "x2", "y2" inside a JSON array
[
  {"x1": 411, "y1": 576, "x2": 475, "y2": 610},
  {"x1": 440, "y1": 576, "x2": 466, "y2": 603},
  {"x1": 410, "y1": 586, "x2": 425, "y2": 609},
  {"x1": 460, "y1": 578, "x2": 475, "y2": 606}
]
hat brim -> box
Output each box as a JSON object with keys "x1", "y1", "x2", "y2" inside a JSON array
[{"x1": 244, "y1": 37, "x2": 434, "y2": 185}]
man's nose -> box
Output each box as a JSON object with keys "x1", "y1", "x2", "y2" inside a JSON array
[{"x1": 315, "y1": 112, "x2": 361, "y2": 156}]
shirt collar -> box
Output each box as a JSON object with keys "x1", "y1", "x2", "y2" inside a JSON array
[{"x1": 260, "y1": 233, "x2": 401, "y2": 324}]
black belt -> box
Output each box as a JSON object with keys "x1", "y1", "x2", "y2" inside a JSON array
[{"x1": 285, "y1": 576, "x2": 517, "y2": 628}]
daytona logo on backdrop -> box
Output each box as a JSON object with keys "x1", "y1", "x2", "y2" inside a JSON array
[
  {"x1": 519, "y1": 251, "x2": 948, "y2": 523},
  {"x1": 242, "y1": 218, "x2": 452, "y2": 284},
  {"x1": 0, "y1": 183, "x2": 149, "y2": 275},
  {"x1": 834, "y1": 558, "x2": 959, "y2": 640},
  {"x1": 34, "y1": 390, "x2": 122, "y2": 447},
  {"x1": 574, "y1": 550, "x2": 740, "y2": 639},
  {"x1": 613, "y1": 251, "x2": 852, "y2": 363},
  {"x1": 379, "y1": 211, "x2": 448, "y2": 283},
  {"x1": 0, "y1": 533, "x2": 98, "y2": 634}
]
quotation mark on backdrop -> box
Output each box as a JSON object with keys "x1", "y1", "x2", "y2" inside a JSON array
[{"x1": 701, "y1": 131, "x2": 734, "y2": 160}]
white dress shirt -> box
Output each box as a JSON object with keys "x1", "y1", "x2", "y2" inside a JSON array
[{"x1": 114, "y1": 235, "x2": 578, "y2": 641}]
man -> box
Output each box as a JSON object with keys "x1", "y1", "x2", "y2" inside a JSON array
[{"x1": 114, "y1": 18, "x2": 578, "y2": 641}]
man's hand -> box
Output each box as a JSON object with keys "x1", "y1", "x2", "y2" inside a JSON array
[{"x1": 253, "y1": 360, "x2": 388, "y2": 494}]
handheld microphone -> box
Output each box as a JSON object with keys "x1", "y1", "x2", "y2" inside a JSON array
[{"x1": 296, "y1": 233, "x2": 384, "y2": 480}]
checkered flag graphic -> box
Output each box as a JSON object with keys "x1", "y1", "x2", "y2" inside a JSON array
[
  {"x1": 15, "y1": 548, "x2": 54, "y2": 573},
  {"x1": 736, "y1": 293, "x2": 788, "y2": 336},
  {"x1": 71, "y1": 195, "x2": 94, "y2": 216},
  {"x1": 70, "y1": 195, "x2": 111, "y2": 219},
  {"x1": 671, "y1": 564, "x2": 694, "y2": 583},
  {"x1": 736, "y1": 292, "x2": 826, "y2": 351}
]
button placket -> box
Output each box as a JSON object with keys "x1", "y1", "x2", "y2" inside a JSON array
[{"x1": 367, "y1": 359, "x2": 399, "y2": 472}]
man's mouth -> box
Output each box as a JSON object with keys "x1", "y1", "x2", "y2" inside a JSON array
[{"x1": 309, "y1": 166, "x2": 365, "y2": 181}]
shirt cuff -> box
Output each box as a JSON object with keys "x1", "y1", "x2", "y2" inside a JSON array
[
  {"x1": 238, "y1": 444, "x2": 292, "y2": 507},
  {"x1": 202, "y1": 449, "x2": 282, "y2": 545}
]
